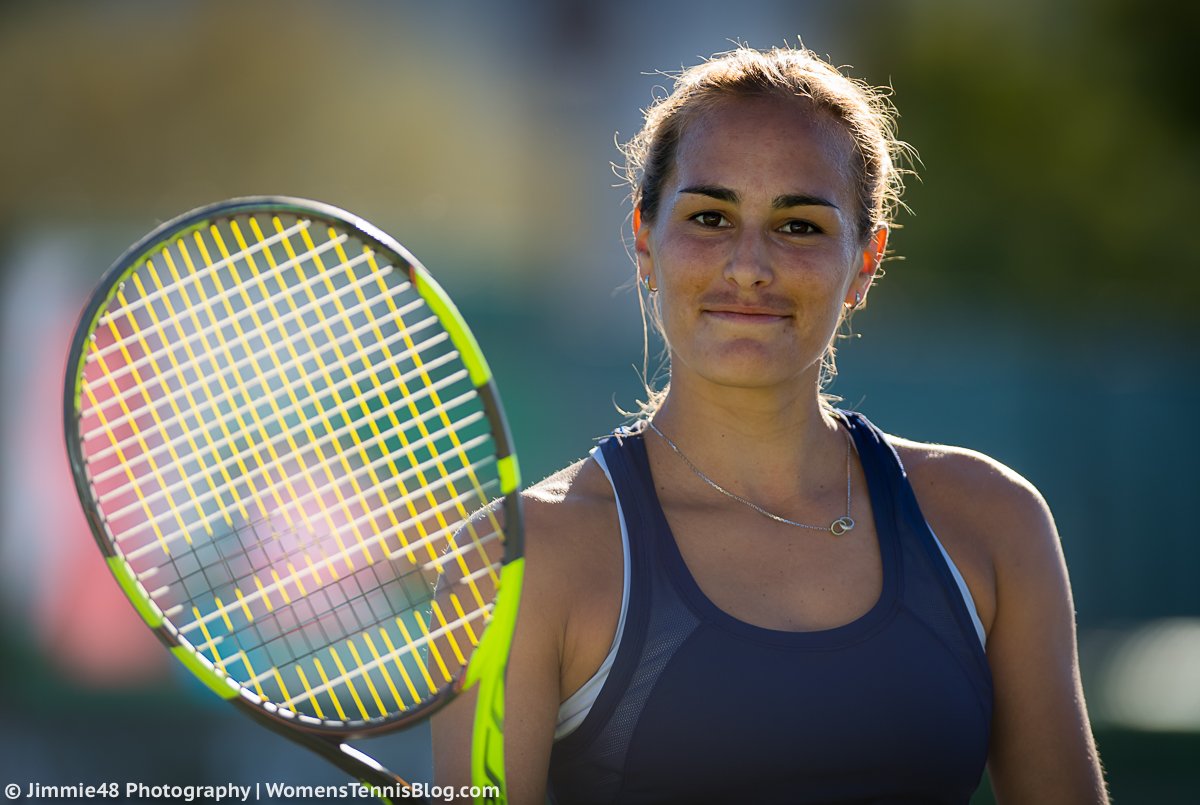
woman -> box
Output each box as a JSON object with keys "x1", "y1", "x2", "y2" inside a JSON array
[{"x1": 435, "y1": 45, "x2": 1107, "y2": 804}]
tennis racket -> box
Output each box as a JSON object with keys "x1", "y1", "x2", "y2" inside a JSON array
[{"x1": 63, "y1": 197, "x2": 524, "y2": 804}]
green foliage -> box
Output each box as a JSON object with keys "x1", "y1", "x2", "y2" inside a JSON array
[{"x1": 843, "y1": 0, "x2": 1199, "y2": 322}]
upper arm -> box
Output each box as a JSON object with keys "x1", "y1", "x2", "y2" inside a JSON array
[
  {"x1": 432, "y1": 459, "x2": 618, "y2": 805},
  {"x1": 909, "y1": 446, "x2": 1108, "y2": 804},
  {"x1": 980, "y1": 470, "x2": 1107, "y2": 803},
  {"x1": 432, "y1": 495, "x2": 565, "y2": 805}
]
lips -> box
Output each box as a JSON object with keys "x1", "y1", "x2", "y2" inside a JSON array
[{"x1": 702, "y1": 305, "x2": 791, "y2": 322}]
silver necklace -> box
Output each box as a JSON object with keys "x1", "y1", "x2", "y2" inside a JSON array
[{"x1": 645, "y1": 420, "x2": 855, "y2": 536}]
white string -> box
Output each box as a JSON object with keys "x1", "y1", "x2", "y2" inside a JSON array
[
  {"x1": 119, "y1": 401, "x2": 487, "y2": 559},
  {"x1": 88, "y1": 322, "x2": 449, "y2": 479},
  {"x1": 88, "y1": 231, "x2": 353, "y2": 363},
  {"x1": 104, "y1": 382, "x2": 478, "y2": 530},
  {"x1": 98, "y1": 219, "x2": 311, "y2": 324},
  {"x1": 425, "y1": 531, "x2": 503, "y2": 575},
  {"x1": 458, "y1": 559, "x2": 505, "y2": 587},
  {"x1": 84, "y1": 289, "x2": 426, "y2": 440},
  {"x1": 175, "y1": 467, "x2": 500, "y2": 635},
  {"x1": 86, "y1": 250, "x2": 381, "y2": 396},
  {"x1": 273, "y1": 605, "x2": 491, "y2": 708}
]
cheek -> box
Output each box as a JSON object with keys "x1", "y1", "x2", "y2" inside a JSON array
[
  {"x1": 654, "y1": 229, "x2": 722, "y2": 276},
  {"x1": 651, "y1": 240, "x2": 719, "y2": 324},
  {"x1": 818, "y1": 238, "x2": 866, "y2": 294}
]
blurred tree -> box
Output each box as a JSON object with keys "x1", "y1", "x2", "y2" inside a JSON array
[{"x1": 840, "y1": 0, "x2": 1198, "y2": 323}]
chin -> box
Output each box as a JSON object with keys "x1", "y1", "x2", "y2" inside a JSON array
[
  {"x1": 684, "y1": 342, "x2": 821, "y2": 390},
  {"x1": 710, "y1": 369, "x2": 805, "y2": 391}
]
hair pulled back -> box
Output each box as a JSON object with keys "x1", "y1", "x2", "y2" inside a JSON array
[
  {"x1": 620, "y1": 46, "x2": 914, "y2": 416},
  {"x1": 623, "y1": 45, "x2": 910, "y2": 242}
]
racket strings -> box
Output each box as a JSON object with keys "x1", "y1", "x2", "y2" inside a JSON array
[
  {"x1": 213, "y1": 222, "x2": 406, "y2": 575},
  {"x1": 171, "y1": 467, "x2": 502, "y2": 636},
  {"x1": 359, "y1": 245, "x2": 505, "y2": 593},
  {"x1": 113, "y1": 387, "x2": 482, "y2": 555},
  {"x1": 271, "y1": 219, "x2": 498, "y2": 613},
  {"x1": 85, "y1": 262, "x2": 404, "y2": 434},
  {"x1": 273, "y1": 223, "x2": 473, "y2": 575},
  {"x1": 81, "y1": 237, "x2": 397, "y2": 547},
  {"x1": 142, "y1": 232, "x2": 381, "y2": 547},
  {"x1": 304, "y1": 225, "x2": 500, "y2": 597},
  {"x1": 84, "y1": 220, "x2": 468, "y2": 542},
  {"x1": 191, "y1": 519, "x2": 501, "y2": 716},
  {"x1": 85, "y1": 281, "x2": 431, "y2": 464},
  {"x1": 77, "y1": 212, "x2": 506, "y2": 725},
  {"x1": 138, "y1": 453, "x2": 502, "y2": 637}
]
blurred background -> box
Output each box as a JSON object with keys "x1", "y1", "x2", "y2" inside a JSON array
[{"x1": 1, "y1": 0, "x2": 1196, "y2": 801}]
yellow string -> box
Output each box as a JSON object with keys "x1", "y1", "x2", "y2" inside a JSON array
[
  {"x1": 312, "y1": 657, "x2": 347, "y2": 720},
  {"x1": 294, "y1": 665, "x2": 325, "y2": 719},
  {"x1": 297, "y1": 224, "x2": 490, "y2": 613},
  {"x1": 213, "y1": 223, "x2": 379, "y2": 557},
  {"x1": 148, "y1": 248, "x2": 247, "y2": 526},
  {"x1": 112, "y1": 277, "x2": 213, "y2": 536},
  {"x1": 394, "y1": 617, "x2": 439, "y2": 693},
  {"x1": 431, "y1": 599, "x2": 467, "y2": 666},
  {"x1": 81, "y1": 381, "x2": 171, "y2": 556},
  {"x1": 328, "y1": 646, "x2": 369, "y2": 720},
  {"x1": 158, "y1": 248, "x2": 262, "y2": 524},
  {"x1": 268, "y1": 217, "x2": 436, "y2": 569},
  {"x1": 360, "y1": 243, "x2": 503, "y2": 591},
  {"x1": 413, "y1": 609, "x2": 452, "y2": 683},
  {"x1": 379, "y1": 626, "x2": 422, "y2": 703},
  {"x1": 348, "y1": 637, "x2": 390, "y2": 717}
]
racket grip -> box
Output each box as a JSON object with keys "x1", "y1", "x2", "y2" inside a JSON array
[
  {"x1": 340, "y1": 744, "x2": 429, "y2": 804},
  {"x1": 294, "y1": 732, "x2": 431, "y2": 804}
]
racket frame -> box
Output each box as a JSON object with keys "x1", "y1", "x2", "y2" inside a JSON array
[{"x1": 63, "y1": 197, "x2": 525, "y2": 802}]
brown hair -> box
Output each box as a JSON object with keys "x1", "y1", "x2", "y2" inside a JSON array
[
  {"x1": 620, "y1": 45, "x2": 913, "y2": 416},
  {"x1": 623, "y1": 44, "x2": 910, "y2": 240}
]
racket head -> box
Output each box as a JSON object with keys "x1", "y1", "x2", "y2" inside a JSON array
[{"x1": 63, "y1": 196, "x2": 523, "y2": 739}]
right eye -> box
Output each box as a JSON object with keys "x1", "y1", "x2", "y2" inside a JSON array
[{"x1": 690, "y1": 211, "x2": 731, "y2": 228}]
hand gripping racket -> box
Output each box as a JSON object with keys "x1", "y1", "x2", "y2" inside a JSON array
[{"x1": 63, "y1": 197, "x2": 524, "y2": 804}]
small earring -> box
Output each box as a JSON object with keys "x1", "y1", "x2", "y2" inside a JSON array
[
  {"x1": 642, "y1": 275, "x2": 657, "y2": 294},
  {"x1": 846, "y1": 291, "x2": 861, "y2": 310}
]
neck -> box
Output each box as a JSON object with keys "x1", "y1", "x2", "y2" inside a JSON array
[{"x1": 647, "y1": 372, "x2": 846, "y2": 507}]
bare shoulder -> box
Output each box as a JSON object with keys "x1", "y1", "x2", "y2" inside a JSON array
[
  {"x1": 517, "y1": 451, "x2": 623, "y2": 614},
  {"x1": 434, "y1": 454, "x2": 623, "y2": 798},
  {"x1": 890, "y1": 436, "x2": 1055, "y2": 537},
  {"x1": 867, "y1": 432, "x2": 1104, "y2": 798},
  {"x1": 884, "y1": 439, "x2": 1106, "y2": 800},
  {"x1": 524, "y1": 453, "x2": 609, "y2": 505},
  {"x1": 517, "y1": 450, "x2": 625, "y2": 695},
  {"x1": 523, "y1": 452, "x2": 619, "y2": 547},
  {"x1": 888, "y1": 434, "x2": 1061, "y2": 582}
]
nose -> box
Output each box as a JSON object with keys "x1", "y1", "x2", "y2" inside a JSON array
[{"x1": 723, "y1": 228, "x2": 773, "y2": 288}]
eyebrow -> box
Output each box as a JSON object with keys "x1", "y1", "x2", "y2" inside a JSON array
[{"x1": 679, "y1": 184, "x2": 840, "y2": 211}]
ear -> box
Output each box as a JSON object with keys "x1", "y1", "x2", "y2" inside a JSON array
[
  {"x1": 633, "y1": 208, "x2": 655, "y2": 286},
  {"x1": 846, "y1": 225, "x2": 888, "y2": 307}
]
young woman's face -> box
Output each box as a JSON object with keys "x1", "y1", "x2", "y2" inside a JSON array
[{"x1": 637, "y1": 96, "x2": 882, "y2": 395}]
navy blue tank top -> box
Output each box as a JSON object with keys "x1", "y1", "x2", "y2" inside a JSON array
[{"x1": 547, "y1": 411, "x2": 993, "y2": 804}]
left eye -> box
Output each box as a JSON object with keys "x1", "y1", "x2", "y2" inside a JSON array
[
  {"x1": 690, "y1": 212, "x2": 730, "y2": 228},
  {"x1": 779, "y1": 220, "x2": 820, "y2": 235}
]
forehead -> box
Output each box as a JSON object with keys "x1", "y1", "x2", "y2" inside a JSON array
[{"x1": 671, "y1": 95, "x2": 858, "y2": 207}]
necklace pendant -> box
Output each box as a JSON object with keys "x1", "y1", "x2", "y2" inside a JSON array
[{"x1": 645, "y1": 419, "x2": 855, "y2": 537}]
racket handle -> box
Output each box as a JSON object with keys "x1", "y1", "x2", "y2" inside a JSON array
[
  {"x1": 340, "y1": 744, "x2": 430, "y2": 804},
  {"x1": 286, "y1": 729, "x2": 431, "y2": 804}
]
